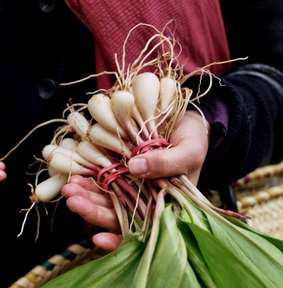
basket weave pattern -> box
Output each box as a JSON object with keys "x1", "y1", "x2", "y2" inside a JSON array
[{"x1": 235, "y1": 163, "x2": 283, "y2": 239}]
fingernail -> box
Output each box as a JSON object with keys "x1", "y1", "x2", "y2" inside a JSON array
[{"x1": 129, "y1": 157, "x2": 148, "y2": 175}]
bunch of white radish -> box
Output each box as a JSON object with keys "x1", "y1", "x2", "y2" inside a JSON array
[
  {"x1": 32, "y1": 65, "x2": 244, "y2": 238},
  {"x1": 31, "y1": 70, "x2": 183, "y2": 234},
  {"x1": 1, "y1": 23, "x2": 244, "y2": 239}
]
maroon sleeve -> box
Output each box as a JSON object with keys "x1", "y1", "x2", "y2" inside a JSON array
[
  {"x1": 199, "y1": 92, "x2": 229, "y2": 148},
  {"x1": 185, "y1": 76, "x2": 229, "y2": 149}
]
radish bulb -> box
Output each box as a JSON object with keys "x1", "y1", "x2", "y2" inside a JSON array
[
  {"x1": 132, "y1": 72, "x2": 160, "y2": 137},
  {"x1": 89, "y1": 124, "x2": 131, "y2": 158},
  {"x1": 88, "y1": 93, "x2": 127, "y2": 139}
]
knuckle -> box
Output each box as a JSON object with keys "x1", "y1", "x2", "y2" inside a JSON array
[
  {"x1": 149, "y1": 154, "x2": 170, "y2": 174},
  {"x1": 188, "y1": 145, "x2": 207, "y2": 170}
]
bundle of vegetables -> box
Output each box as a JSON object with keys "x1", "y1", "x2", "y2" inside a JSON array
[{"x1": 5, "y1": 24, "x2": 283, "y2": 287}]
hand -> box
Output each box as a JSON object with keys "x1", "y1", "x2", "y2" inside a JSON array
[
  {"x1": 62, "y1": 175, "x2": 122, "y2": 251},
  {"x1": 128, "y1": 110, "x2": 210, "y2": 185},
  {"x1": 62, "y1": 110, "x2": 210, "y2": 251},
  {"x1": 0, "y1": 161, "x2": 7, "y2": 182}
]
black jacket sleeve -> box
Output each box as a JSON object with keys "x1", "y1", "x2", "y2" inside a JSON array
[{"x1": 199, "y1": 0, "x2": 283, "y2": 189}]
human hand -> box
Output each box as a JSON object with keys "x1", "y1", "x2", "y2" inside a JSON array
[
  {"x1": 62, "y1": 175, "x2": 122, "y2": 251},
  {"x1": 0, "y1": 161, "x2": 7, "y2": 182},
  {"x1": 63, "y1": 110, "x2": 210, "y2": 251},
  {"x1": 128, "y1": 110, "x2": 210, "y2": 185}
]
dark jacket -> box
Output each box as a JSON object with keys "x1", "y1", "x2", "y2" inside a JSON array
[{"x1": 199, "y1": 0, "x2": 283, "y2": 189}]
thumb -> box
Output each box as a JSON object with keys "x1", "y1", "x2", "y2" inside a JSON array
[{"x1": 128, "y1": 143, "x2": 204, "y2": 179}]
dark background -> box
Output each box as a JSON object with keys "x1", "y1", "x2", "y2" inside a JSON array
[{"x1": 0, "y1": 1, "x2": 95, "y2": 286}]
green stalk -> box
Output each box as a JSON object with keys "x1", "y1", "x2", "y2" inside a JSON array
[{"x1": 133, "y1": 189, "x2": 165, "y2": 288}]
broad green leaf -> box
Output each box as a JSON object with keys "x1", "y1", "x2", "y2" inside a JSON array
[
  {"x1": 229, "y1": 217, "x2": 283, "y2": 252},
  {"x1": 188, "y1": 223, "x2": 270, "y2": 288},
  {"x1": 147, "y1": 206, "x2": 201, "y2": 288},
  {"x1": 43, "y1": 236, "x2": 144, "y2": 288},
  {"x1": 205, "y1": 212, "x2": 283, "y2": 287},
  {"x1": 179, "y1": 221, "x2": 217, "y2": 288}
]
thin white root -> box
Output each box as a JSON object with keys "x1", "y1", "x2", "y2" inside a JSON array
[
  {"x1": 180, "y1": 57, "x2": 249, "y2": 84},
  {"x1": 0, "y1": 119, "x2": 67, "y2": 161},
  {"x1": 60, "y1": 71, "x2": 123, "y2": 88},
  {"x1": 130, "y1": 179, "x2": 143, "y2": 231},
  {"x1": 17, "y1": 201, "x2": 36, "y2": 238}
]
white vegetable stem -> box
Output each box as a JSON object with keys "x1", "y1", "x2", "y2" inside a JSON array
[
  {"x1": 42, "y1": 144, "x2": 94, "y2": 169},
  {"x1": 77, "y1": 141, "x2": 112, "y2": 168},
  {"x1": 59, "y1": 138, "x2": 78, "y2": 150},
  {"x1": 49, "y1": 153, "x2": 95, "y2": 176},
  {"x1": 89, "y1": 124, "x2": 131, "y2": 158},
  {"x1": 132, "y1": 104, "x2": 150, "y2": 139},
  {"x1": 67, "y1": 111, "x2": 90, "y2": 139},
  {"x1": 48, "y1": 166, "x2": 58, "y2": 177},
  {"x1": 159, "y1": 77, "x2": 177, "y2": 113},
  {"x1": 111, "y1": 90, "x2": 140, "y2": 142},
  {"x1": 35, "y1": 174, "x2": 68, "y2": 202},
  {"x1": 132, "y1": 72, "x2": 160, "y2": 137},
  {"x1": 88, "y1": 93, "x2": 127, "y2": 139}
]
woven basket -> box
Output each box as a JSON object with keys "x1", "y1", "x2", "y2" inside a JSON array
[
  {"x1": 234, "y1": 162, "x2": 283, "y2": 239},
  {"x1": 9, "y1": 162, "x2": 283, "y2": 288}
]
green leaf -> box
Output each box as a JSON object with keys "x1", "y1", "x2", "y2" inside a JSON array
[
  {"x1": 229, "y1": 218, "x2": 283, "y2": 252},
  {"x1": 170, "y1": 187, "x2": 210, "y2": 232},
  {"x1": 204, "y1": 212, "x2": 283, "y2": 287},
  {"x1": 188, "y1": 223, "x2": 270, "y2": 288},
  {"x1": 179, "y1": 221, "x2": 217, "y2": 288},
  {"x1": 43, "y1": 236, "x2": 144, "y2": 288},
  {"x1": 147, "y1": 206, "x2": 201, "y2": 288}
]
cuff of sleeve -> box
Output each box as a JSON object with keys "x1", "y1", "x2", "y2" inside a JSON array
[{"x1": 185, "y1": 75, "x2": 229, "y2": 149}]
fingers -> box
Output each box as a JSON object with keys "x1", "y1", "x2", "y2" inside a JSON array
[
  {"x1": 128, "y1": 111, "x2": 209, "y2": 179},
  {"x1": 0, "y1": 161, "x2": 5, "y2": 170},
  {"x1": 68, "y1": 175, "x2": 100, "y2": 193},
  {"x1": 0, "y1": 170, "x2": 7, "y2": 182},
  {"x1": 62, "y1": 176, "x2": 119, "y2": 236},
  {"x1": 128, "y1": 148, "x2": 186, "y2": 179},
  {"x1": 128, "y1": 141, "x2": 206, "y2": 179},
  {"x1": 92, "y1": 232, "x2": 122, "y2": 251},
  {"x1": 0, "y1": 161, "x2": 7, "y2": 182},
  {"x1": 62, "y1": 183, "x2": 113, "y2": 208},
  {"x1": 66, "y1": 196, "x2": 119, "y2": 232}
]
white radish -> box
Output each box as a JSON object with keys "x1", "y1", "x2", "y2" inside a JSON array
[
  {"x1": 59, "y1": 138, "x2": 78, "y2": 150},
  {"x1": 88, "y1": 94, "x2": 127, "y2": 139},
  {"x1": 159, "y1": 77, "x2": 177, "y2": 113},
  {"x1": 49, "y1": 153, "x2": 94, "y2": 176},
  {"x1": 77, "y1": 141, "x2": 112, "y2": 168},
  {"x1": 48, "y1": 166, "x2": 58, "y2": 177},
  {"x1": 129, "y1": 86, "x2": 150, "y2": 137},
  {"x1": 42, "y1": 144, "x2": 94, "y2": 168},
  {"x1": 111, "y1": 90, "x2": 139, "y2": 141},
  {"x1": 132, "y1": 72, "x2": 160, "y2": 135},
  {"x1": 67, "y1": 112, "x2": 90, "y2": 139},
  {"x1": 89, "y1": 124, "x2": 131, "y2": 158},
  {"x1": 35, "y1": 174, "x2": 68, "y2": 202},
  {"x1": 132, "y1": 104, "x2": 149, "y2": 137}
]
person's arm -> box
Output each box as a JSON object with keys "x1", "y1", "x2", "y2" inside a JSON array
[
  {"x1": 196, "y1": 0, "x2": 283, "y2": 189},
  {"x1": 199, "y1": 64, "x2": 283, "y2": 189}
]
